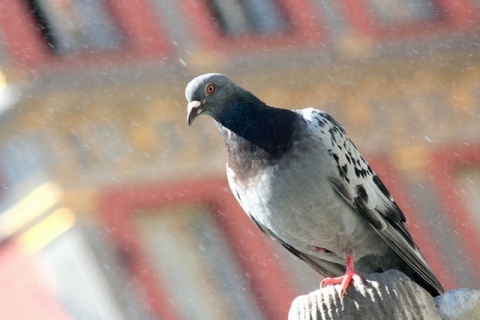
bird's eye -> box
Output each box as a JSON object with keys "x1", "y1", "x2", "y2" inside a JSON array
[{"x1": 206, "y1": 83, "x2": 216, "y2": 95}]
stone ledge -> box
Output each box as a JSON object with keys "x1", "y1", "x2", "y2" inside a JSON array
[{"x1": 289, "y1": 270, "x2": 480, "y2": 320}]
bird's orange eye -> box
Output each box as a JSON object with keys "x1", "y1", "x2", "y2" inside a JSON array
[{"x1": 206, "y1": 83, "x2": 216, "y2": 95}]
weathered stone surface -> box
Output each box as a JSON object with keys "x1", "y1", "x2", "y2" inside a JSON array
[
  {"x1": 289, "y1": 270, "x2": 480, "y2": 320},
  {"x1": 435, "y1": 288, "x2": 480, "y2": 320}
]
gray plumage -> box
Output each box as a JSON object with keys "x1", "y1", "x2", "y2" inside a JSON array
[{"x1": 186, "y1": 73, "x2": 444, "y2": 296}]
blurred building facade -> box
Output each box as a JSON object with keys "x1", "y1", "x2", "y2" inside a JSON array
[{"x1": 0, "y1": 1, "x2": 480, "y2": 319}]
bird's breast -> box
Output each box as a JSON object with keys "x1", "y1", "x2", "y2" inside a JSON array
[
  {"x1": 231, "y1": 152, "x2": 361, "y2": 250},
  {"x1": 226, "y1": 131, "x2": 382, "y2": 258}
]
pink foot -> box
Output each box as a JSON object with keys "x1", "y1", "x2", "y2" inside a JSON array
[{"x1": 320, "y1": 251, "x2": 362, "y2": 295}]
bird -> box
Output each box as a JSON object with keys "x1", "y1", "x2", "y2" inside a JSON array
[{"x1": 185, "y1": 73, "x2": 444, "y2": 297}]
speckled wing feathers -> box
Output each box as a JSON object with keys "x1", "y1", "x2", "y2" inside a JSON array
[{"x1": 296, "y1": 108, "x2": 443, "y2": 294}]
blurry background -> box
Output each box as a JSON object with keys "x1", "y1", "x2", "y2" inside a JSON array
[{"x1": 0, "y1": 1, "x2": 479, "y2": 319}]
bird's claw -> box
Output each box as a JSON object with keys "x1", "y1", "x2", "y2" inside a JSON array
[{"x1": 320, "y1": 272, "x2": 362, "y2": 295}]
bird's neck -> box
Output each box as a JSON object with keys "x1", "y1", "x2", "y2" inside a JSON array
[{"x1": 215, "y1": 101, "x2": 299, "y2": 180}]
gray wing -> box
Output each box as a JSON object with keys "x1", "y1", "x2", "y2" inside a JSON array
[
  {"x1": 267, "y1": 230, "x2": 346, "y2": 279},
  {"x1": 298, "y1": 108, "x2": 444, "y2": 294},
  {"x1": 251, "y1": 212, "x2": 345, "y2": 279}
]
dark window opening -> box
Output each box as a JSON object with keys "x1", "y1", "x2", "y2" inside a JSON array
[
  {"x1": 206, "y1": 0, "x2": 291, "y2": 37},
  {"x1": 25, "y1": 0, "x2": 123, "y2": 55},
  {"x1": 365, "y1": 0, "x2": 441, "y2": 27}
]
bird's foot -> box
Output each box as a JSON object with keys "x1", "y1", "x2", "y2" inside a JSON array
[
  {"x1": 320, "y1": 271, "x2": 362, "y2": 295},
  {"x1": 320, "y1": 251, "x2": 362, "y2": 295}
]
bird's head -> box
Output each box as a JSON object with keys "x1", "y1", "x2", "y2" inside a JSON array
[{"x1": 185, "y1": 73, "x2": 242, "y2": 125}]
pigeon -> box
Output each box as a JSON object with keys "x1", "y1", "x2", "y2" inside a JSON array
[{"x1": 185, "y1": 73, "x2": 444, "y2": 296}]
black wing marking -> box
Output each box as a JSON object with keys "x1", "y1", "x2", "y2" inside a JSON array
[{"x1": 300, "y1": 108, "x2": 444, "y2": 295}]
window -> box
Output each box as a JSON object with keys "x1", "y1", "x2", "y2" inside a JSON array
[
  {"x1": 429, "y1": 144, "x2": 480, "y2": 288},
  {"x1": 181, "y1": 0, "x2": 322, "y2": 50},
  {"x1": 206, "y1": 0, "x2": 290, "y2": 36},
  {"x1": 4, "y1": 223, "x2": 153, "y2": 319},
  {"x1": 100, "y1": 179, "x2": 298, "y2": 319},
  {"x1": 313, "y1": 0, "x2": 351, "y2": 37},
  {"x1": 135, "y1": 206, "x2": 266, "y2": 320},
  {"x1": 27, "y1": 0, "x2": 123, "y2": 54},
  {"x1": 339, "y1": 0, "x2": 478, "y2": 38},
  {"x1": 0, "y1": 1, "x2": 170, "y2": 66},
  {"x1": 37, "y1": 227, "x2": 126, "y2": 320},
  {"x1": 365, "y1": 0, "x2": 438, "y2": 26}
]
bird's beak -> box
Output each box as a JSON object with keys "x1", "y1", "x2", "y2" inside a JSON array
[{"x1": 187, "y1": 100, "x2": 202, "y2": 126}]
